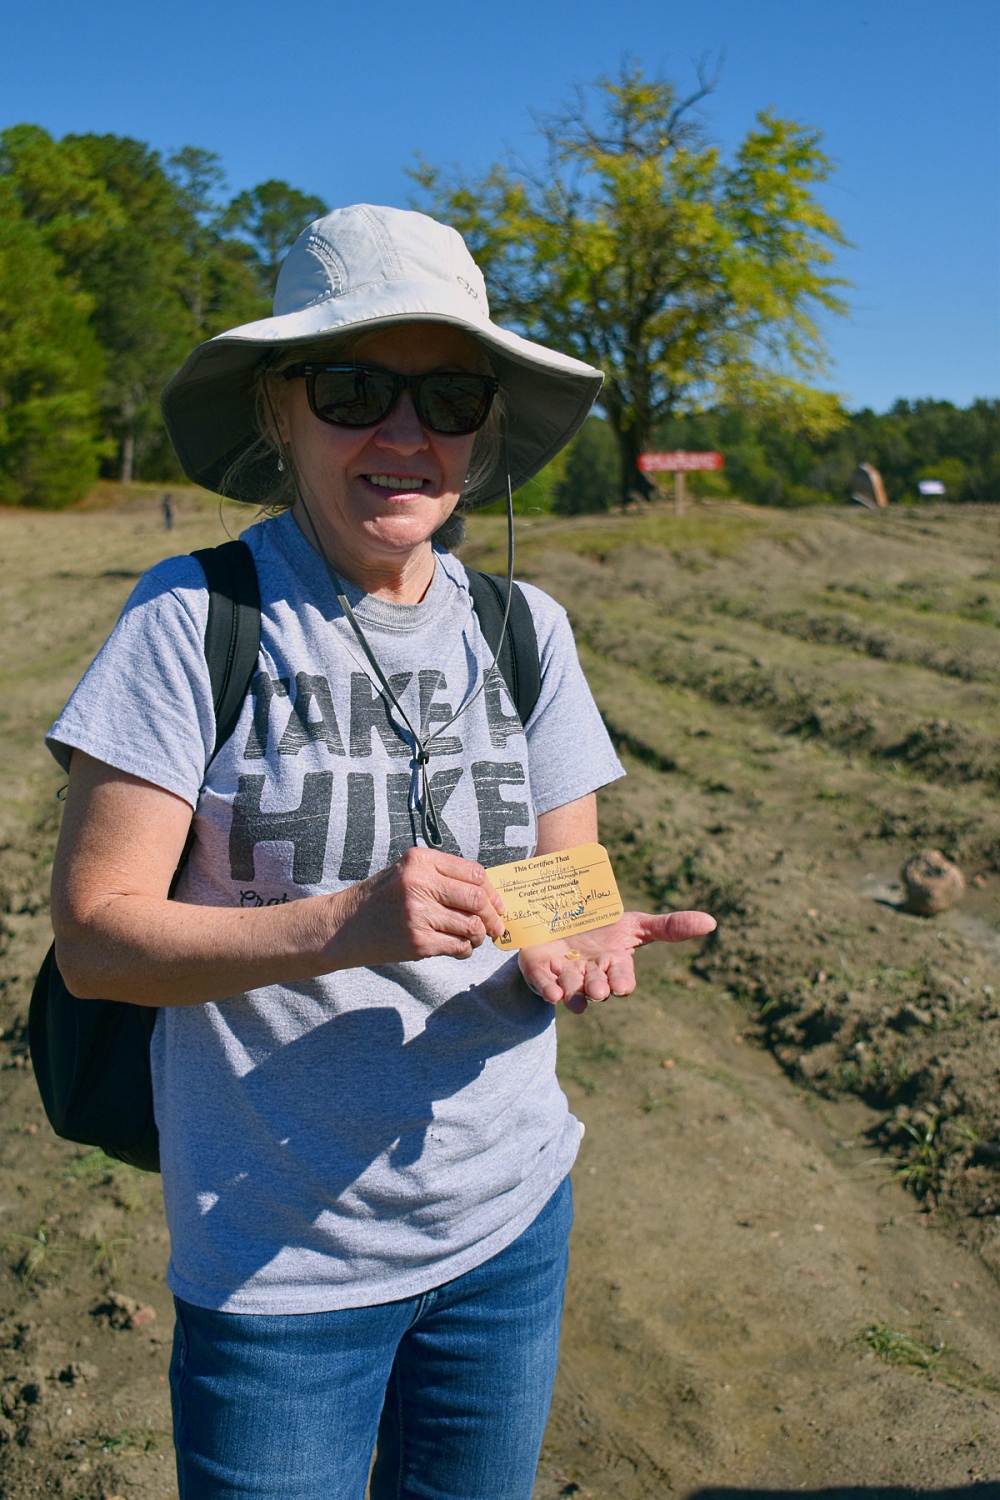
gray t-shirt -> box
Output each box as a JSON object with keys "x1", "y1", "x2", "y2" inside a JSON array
[{"x1": 48, "y1": 509, "x2": 623, "y2": 1313}]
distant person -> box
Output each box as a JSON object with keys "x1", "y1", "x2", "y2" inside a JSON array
[
  {"x1": 46, "y1": 205, "x2": 715, "y2": 1499},
  {"x1": 161, "y1": 491, "x2": 175, "y2": 530}
]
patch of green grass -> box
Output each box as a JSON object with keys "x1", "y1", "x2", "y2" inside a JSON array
[
  {"x1": 86, "y1": 1230, "x2": 134, "y2": 1277},
  {"x1": 62, "y1": 1148, "x2": 117, "y2": 1181},
  {"x1": 893, "y1": 1115, "x2": 942, "y2": 1197},
  {"x1": 6, "y1": 1222, "x2": 73, "y2": 1282},
  {"x1": 856, "y1": 1322, "x2": 1000, "y2": 1396},
  {"x1": 857, "y1": 1322, "x2": 942, "y2": 1370},
  {"x1": 560, "y1": 1065, "x2": 599, "y2": 1096},
  {"x1": 641, "y1": 1088, "x2": 678, "y2": 1115},
  {"x1": 885, "y1": 1113, "x2": 977, "y2": 1201},
  {"x1": 62, "y1": 1147, "x2": 146, "y2": 1210},
  {"x1": 871, "y1": 962, "x2": 929, "y2": 990},
  {"x1": 557, "y1": 1027, "x2": 625, "y2": 1098},
  {"x1": 100, "y1": 1411, "x2": 159, "y2": 1455}
]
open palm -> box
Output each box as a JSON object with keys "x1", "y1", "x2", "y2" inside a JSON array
[{"x1": 517, "y1": 909, "x2": 716, "y2": 1014}]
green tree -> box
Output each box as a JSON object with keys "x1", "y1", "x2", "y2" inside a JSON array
[
  {"x1": 552, "y1": 416, "x2": 620, "y2": 513},
  {"x1": 1, "y1": 127, "x2": 269, "y2": 484},
  {"x1": 166, "y1": 145, "x2": 228, "y2": 335},
  {"x1": 414, "y1": 62, "x2": 849, "y2": 505},
  {"x1": 166, "y1": 147, "x2": 266, "y2": 339},
  {"x1": 0, "y1": 177, "x2": 106, "y2": 506},
  {"x1": 0, "y1": 123, "x2": 124, "y2": 265},
  {"x1": 647, "y1": 397, "x2": 1000, "y2": 508},
  {"x1": 65, "y1": 133, "x2": 198, "y2": 481},
  {"x1": 0, "y1": 126, "x2": 329, "y2": 494},
  {"x1": 0, "y1": 127, "x2": 190, "y2": 480},
  {"x1": 849, "y1": 399, "x2": 1000, "y2": 504},
  {"x1": 222, "y1": 180, "x2": 328, "y2": 298}
]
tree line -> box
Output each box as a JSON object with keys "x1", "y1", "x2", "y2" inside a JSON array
[
  {"x1": 532, "y1": 396, "x2": 1000, "y2": 515},
  {"x1": 1, "y1": 66, "x2": 995, "y2": 511},
  {"x1": 0, "y1": 124, "x2": 325, "y2": 504}
]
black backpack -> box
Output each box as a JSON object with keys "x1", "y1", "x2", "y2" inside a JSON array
[{"x1": 29, "y1": 541, "x2": 541, "y2": 1172}]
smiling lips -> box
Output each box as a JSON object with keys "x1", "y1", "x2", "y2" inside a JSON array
[{"x1": 364, "y1": 474, "x2": 427, "y2": 491}]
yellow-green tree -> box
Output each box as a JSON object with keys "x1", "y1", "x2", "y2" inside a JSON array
[{"x1": 414, "y1": 63, "x2": 849, "y2": 504}]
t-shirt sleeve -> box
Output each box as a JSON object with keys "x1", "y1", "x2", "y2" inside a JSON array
[
  {"x1": 518, "y1": 582, "x2": 624, "y2": 816},
  {"x1": 46, "y1": 555, "x2": 216, "y2": 809}
]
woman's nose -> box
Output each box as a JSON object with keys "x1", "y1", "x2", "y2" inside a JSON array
[{"x1": 373, "y1": 390, "x2": 428, "y2": 452}]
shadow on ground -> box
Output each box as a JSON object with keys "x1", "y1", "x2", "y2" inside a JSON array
[{"x1": 689, "y1": 1487, "x2": 1000, "y2": 1500}]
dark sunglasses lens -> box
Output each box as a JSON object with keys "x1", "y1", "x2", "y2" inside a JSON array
[
  {"x1": 417, "y1": 375, "x2": 494, "y2": 434},
  {"x1": 310, "y1": 368, "x2": 396, "y2": 426}
]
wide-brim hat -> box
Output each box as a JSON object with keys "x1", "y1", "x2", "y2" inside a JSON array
[{"x1": 161, "y1": 204, "x2": 604, "y2": 507}]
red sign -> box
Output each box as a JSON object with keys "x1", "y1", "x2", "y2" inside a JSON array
[{"x1": 639, "y1": 451, "x2": 724, "y2": 473}]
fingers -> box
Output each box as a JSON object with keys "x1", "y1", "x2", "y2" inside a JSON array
[
  {"x1": 481, "y1": 873, "x2": 505, "y2": 917},
  {"x1": 430, "y1": 855, "x2": 505, "y2": 937},
  {"x1": 395, "y1": 849, "x2": 505, "y2": 944},
  {"x1": 633, "y1": 910, "x2": 717, "y2": 944},
  {"x1": 416, "y1": 850, "x2": 505, "y2": 912},
  {"x1": 432, "y1": 875, "x2": 505, "y2": 938},
  {"x1": 605, "y1": 953, "x2": 635, "y2": 998},
  {"x1": 518, "y1": 953, "x2": 568, "y2": 1006},
  {"x1": 437, "y1": 935, "x2": 476, "y2": 959},
  {"x1": 582, "y1": 969, "x2": 611, "y2": 1002},
  {"x1": 520, "y1": 947, "x2": 634, "y2": 1010},
  {"x1": 555, "y1": 957, "x2": 613, "y2": 1005},
  {"x1": 577, "y1": 953, "x2": 635, "y2": 1003}
]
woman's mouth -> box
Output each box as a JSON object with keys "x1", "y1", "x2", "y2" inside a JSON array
[{"x1": 363, "y1": 474, "x2": 427, "y2": 492}]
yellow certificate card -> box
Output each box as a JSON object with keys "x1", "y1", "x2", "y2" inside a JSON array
[{"x1": 488, "y1": 843, "x2": 624, "y2": 951}]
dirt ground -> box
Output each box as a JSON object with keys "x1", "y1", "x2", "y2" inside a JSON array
[{"x1": 2, "y1": 491, "x2": 1000, "y2": 1498}]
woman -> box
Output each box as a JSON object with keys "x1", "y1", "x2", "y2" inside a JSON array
[{"x1": 48, "y1": 205, "x2": 715, "y2": 1499}]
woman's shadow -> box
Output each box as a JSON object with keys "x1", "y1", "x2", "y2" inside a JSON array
[
  {"x1": 180, "y1": 971, "x2": 550, "y2": 1289},
  {"x1": 687, "y1": 1488, "x2": 999, "y2": 1499}
]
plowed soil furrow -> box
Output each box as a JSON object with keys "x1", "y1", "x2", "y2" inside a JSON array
[{"x1": 707, "y1": 602, "x2": 1000, "y2": 686}]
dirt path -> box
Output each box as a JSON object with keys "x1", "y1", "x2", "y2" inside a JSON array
[{"x1": 2, "y1": 496, "x2": 1000, "y2": 1498}]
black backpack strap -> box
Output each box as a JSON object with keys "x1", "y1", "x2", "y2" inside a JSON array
[
  {"x1": 28, "y1": 539, "x2": 263, "y2": 1177},
  {"x1": 466, "y1": 569, "x2": 541, "y2": 725},
  {"x1": 191, "y1": 540, "x2": 261, "y2": 760},
  {"x1": 165, "y1": 540, "x2": 260, "y2": 899}
]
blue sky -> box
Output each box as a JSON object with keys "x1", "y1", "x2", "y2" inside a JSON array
[{"x1": 2, "y1": 0, "x2": 997, "y2": 411}]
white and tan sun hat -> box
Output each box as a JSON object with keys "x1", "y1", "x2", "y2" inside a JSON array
[{"x1": 161, "y1": 203, "x2": 603, "y2": 507}]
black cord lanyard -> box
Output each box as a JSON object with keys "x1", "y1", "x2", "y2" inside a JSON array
[{"x1": 289, "y1": 453, "x2": 517, "y2": 849}]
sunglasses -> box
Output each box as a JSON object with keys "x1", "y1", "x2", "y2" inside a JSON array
[{"x1": 282, "y1": 363, "x2": 499, "y2": 436}]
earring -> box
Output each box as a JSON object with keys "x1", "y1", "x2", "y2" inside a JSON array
[{"x1": 277, "y1": 456, "x2": 285, "y2": 473}]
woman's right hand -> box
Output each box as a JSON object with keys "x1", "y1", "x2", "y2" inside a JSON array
[{"x1": 328, "y1": 847, "x2": 506, "y2": 967}]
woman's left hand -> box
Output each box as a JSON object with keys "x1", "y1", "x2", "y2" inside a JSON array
[{"x1": 518, "y1": 909, "x2": 717, "y2": 1014}]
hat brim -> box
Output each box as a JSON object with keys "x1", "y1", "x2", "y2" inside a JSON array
[{"x1": 160, "y1": 280, "x2": 603, "y2": 507}]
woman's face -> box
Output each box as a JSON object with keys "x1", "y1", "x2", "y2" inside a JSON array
[{"x1": 277, "y1": 323, "x2": 483, "y2": 576}]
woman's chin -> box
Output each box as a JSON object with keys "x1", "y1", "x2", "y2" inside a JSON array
[{"x1": 361, "y1": 509, "x2": 451, "y2": 553}]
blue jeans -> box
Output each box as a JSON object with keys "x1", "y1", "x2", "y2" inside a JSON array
[{"x1": 170, "y1": 1175, "x2": 572, "y2": 1499}]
